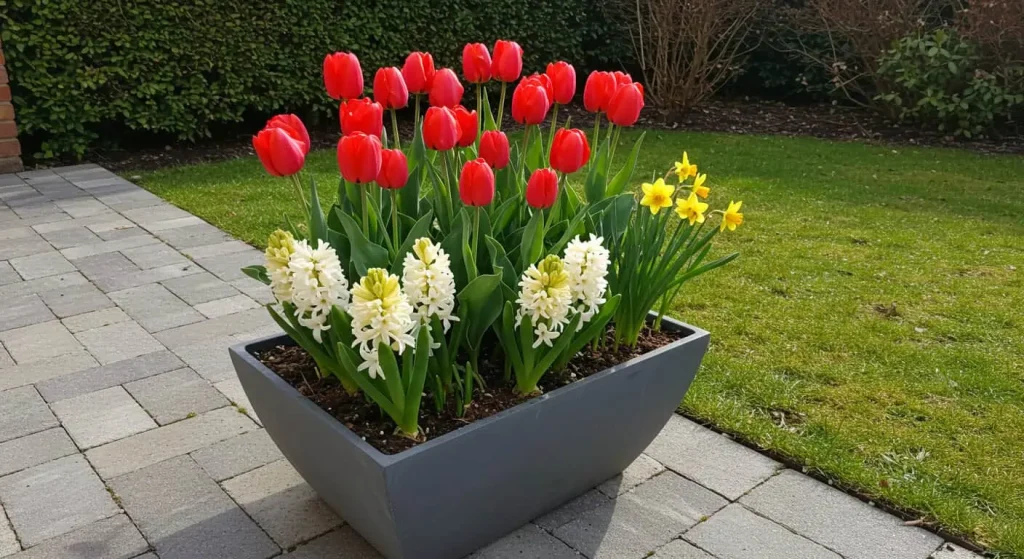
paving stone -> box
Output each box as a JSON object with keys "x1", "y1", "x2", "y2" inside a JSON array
[
  {"x1": 1, "y1": 295, "x2": 55, "y2": 332},
  {"x1": 121, "y1": 204, "x2": 194, "y2": 226},
  {"x1": 534, "y1": 489, "x2": 611, "y2": 531},
  {"x1": 684, "y1": 504, "x2": 840, "y2": 559},
  {"x1": 91, "y1": 262, "x2": 202, "y2": 293},
  {"x1": 0, "y1": 321, "x2": 81, "y2": 364},
  {"x1": 194, "y1": 294, "x2": 260, "y2": 319},
  {"x1": 554, "y1": 472, "x2": 728, "y2": 559},
  {"x1": 931, "y1": 543, "x2": 985, "y2": 558},
  {"x1": 0, "y1": 272, "x2": 88, "y2": 300},
  {"x1": 74, "y1": 321, "x2": 165, "y2": 365},
  {"x1": 0, "y1": 236, "x2": 53, "y2": 261},
  {"x1": 86, "y1": 406, "x2": 258, "y2": 479},
  {"x1": 121, "y1": 242, "x2": 189, "y2": 270},
  {"x1": 0, "y1": 351, "x2": 98, "y2": 392},
  {"x1": 51, "y1": 386, "x2": 157, "y2": 449},
  {"x1": 70, "y1": 252, "x2": 138, "y2": 282},
  {"x1": 230, "y1": 277, "x2": 274, "y2": 305},
  {"x1": 645, "y1": 415, "x2": 780, "y2": 500},
  {"x1": 1, "y1": 504, "x2": 19, "y2": 557},
  {"x1": 0, "y1": 428, "x2": 77, "y2": 477},
  {"x1": 6, "y1": 514, "x2": 148, "y2": 559},
  {"x1": 0, "y1": 455, "x2": 119, "y2": 547},
  {"x1": 470, "y1": 524, "x2": 578, "y2": 559},
  {"x1": 53, "y1": 197, "x2": 108, "y2": 218},
  {"x1": 109, "y1": 455, "x2": 278, "y2": 559},
  {"x1": 61, "y1": 307, "x2": 131, "y2": 334},
  {"x1": 222, "y1": 459, "x2": 340, "y2": 548},
  {"x1": 193, "y1": 249, "x2": 263, "y2": 281},
  {"x1": 155, "y1": 308, "x2": 276, "y2": 350},
  {"x1": 161, "y1": 271, "x2": 240, "y2": 305},
  {"x1": 94, "y1": 225, "x2": 148, "y2": 242},
  {"x1": 171, "y1": 324, "x2": 280, "y2": 382},
  {"x1": 190, "y1": 429, "x2": 282, "y2": 482},
  {"x1": 36, "y1": 350, "x2": 183, "y2": 403},
  {"x1": 144, "y1": 216, "x2": 205, "y2": 232},
  {"x1": 155, "y1": 223, "x2": 234, "y2": 250},
  {"x1": 597, "y1": 453, "x2": 666, "y2": 497},
  {"x1": 31, "y1": 213, "x2": 122, "y2": 234},
  {"x1": 183, "y1": 240, "x2": 254, "y2": 260},
  {"x1": 0, "y1": 345, "x2": 11, "y2": 368},
  {"x1": 213, "y1": 378, "x2": 260, "y2": 424},
  {"x1": 96, "y1": 190, "x2": 165, "y2": 212},
  {"x1": 740, "y1": 470, "x2": 943, "y2": 559},
  {"x1": 9, "y1": 252, "x2": 76, "y2": 280},
  {"x1": 109, "y1": 283, "x2": 203, "y2": 333},
  {"x1": 60, "y1": 235, "x2": 161, "y2": 261},
  {"x1": 125, "y1": 368, "x2": 228, "y2": 425},
  {"x1": 283, "y1": 527, "x2": 382, "y2": 558},
  {"x1": 37, "y1": 225, "x2": 102, "y2": 249},
  {"x1": 0, "y1": 261, "x2": 22, "y2": 286},
  {"x1": 38, "y1": 282, "x2": 113, "y2": 318},
  {"x1": 652, "y1": 539, "x2": 716, "y2": 559},
  {"x1": 83, "y1": 217, "x2": 136, "y2": 235}
]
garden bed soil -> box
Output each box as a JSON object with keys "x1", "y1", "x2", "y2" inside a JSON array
[{"x1": 255, "y1": 326, "x2": 682, "y2": 454}]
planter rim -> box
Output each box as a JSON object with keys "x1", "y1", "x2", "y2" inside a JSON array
[{"x1": 230, "y1": 315, "x2": 709, "y2": 467}]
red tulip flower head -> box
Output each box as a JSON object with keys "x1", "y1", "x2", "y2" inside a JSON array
[
  {"x1": 377, "y1": 149, "x2": 409, "y2": 189},
  {"x1": 373, "y1": 67, "x2": 409, "y2": 110},
  {"x1": 339, "y1": 98, "x2": 384, "y2": 138},
  {"x1": 402, "y1": 52, "x2": 436, "y2": 95},
  {"x1": 453, "y1": 106, "x2": 478, "y2": 147},
  {"x1": 612, "y1": 71, "x2": 633, "y2": 87},
  {"x1": 607, "y1": 82, "x2": 645, "y2": 127},
  {"x1": 422, "y1": 107, "x2": 462, "y2": 151},
  {"x1": 462, "y1": 43, "x2": 492, "y2": 84},
  {"x1": 583, "y1": 71, "x2": 617, "y2": 113},
  {"x1": 253, "y1": 117, "x2": 308, "y2": 177},
  {"x1": 265, "y1": 114, "x2": 310, "y2": 155},
  {"x1": 324, "y1": 52, "x2": 364, "y2": 100},
  {"x1": 545, "y1": 62, "x2": 576, "y2": 105},
  {"x1": 549, "y1": 128, "x2": 590, "y2": 174},
  {"x1": 478, "y1": 130, "x2": 510, "y2": 169},
  {"x1": 511, "y1": 77, "x2": 551, "y2": 125},
  {"x1": 491, "y1": 40, "x2": 523, "y2": 83},
  {"x1": 526, "y1": 168, "x2": 558, "y2": 209},
  {"x1": 429, "y1": 68, "x2": 464, "y2": 108},
  {"x1": 459, "y1": 158, "x2": 495, "y2": 207},
  {"x1": 337, "y1": 132, "x2": 382, "y2": 184}
]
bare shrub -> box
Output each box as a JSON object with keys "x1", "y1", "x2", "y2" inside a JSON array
[{"x1": 958, "y1": 0, "x2": 1024, "y2": 89}]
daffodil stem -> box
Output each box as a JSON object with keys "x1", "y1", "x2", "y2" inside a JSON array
[
  {"x1": 390, "y1": 109, "x2": 401, "y2": 151},
  {"x1": 360, "y1": 185, "x2": 369, "y2": 238},
  {"x1": 496, "y1": 82, "x2": 507, "y2": 131},
  {"x1": 547, "y1": 103, "x2": 560, "y2": 155}
]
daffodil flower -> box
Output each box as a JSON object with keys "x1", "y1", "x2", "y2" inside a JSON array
[
  {"x1": 675, "y1": 192, "x2": 708, "y2": 226},
  {"x1": 640, "y1": 178, "x2": 674, "y2": 215},
  {"x1": 673, "y1": 151, "x2": 697, "y2": 181},
  {"x1": 721, "y1": 201, "x2": 744, "y2": 232},
  {"x1": 692, "y1": 173, "x2": 710, "y2": 199}
]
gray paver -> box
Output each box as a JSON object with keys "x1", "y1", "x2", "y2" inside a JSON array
[
  {"x1": 60, "y1": 235, "x2": 160, "y2": 261},
  {"x1": 38, "y1": 282, "x2": 113, "y2": 318},
  {"x1": 109, "y1": 283, "x2": 203, "y2": 333},
  {"x1": 535, "y1": 489, "x2": 611, "y2": 531},
  {"x1": 121, "y1": 205, "x2": 193, "y2": 226},
  {"x1": 192, "y1": 249, "x2": 263, "y2": 281},
  {"x1": 194, "y1": 294, "x2": 260, "y2": 319},
  {"x1": 50, "y1": 387, "x2": 157, "y2": 449},
  {"x1": 470, "y1": 524, "x2": 578, "y2": 559},
  {"x1": 283, "y1": 527, "x2": 382, "y2": 558},
  {"x1": 36, "y1": 350, "x2": 183, "y2": 403},
  {"x1": 1, "y1": 295, "x2": 55, "y2": 333},
  {"x1": 171, "y1": 324, "x2": 280, "y2": 382},
  {"x1": 0, "y1": 321, "x2": 82, "y2": 364},
  {"x1": 110, "y1": 455, "x2": 277, "y2": 559},
  {"x1": 61, "y1": 307, "x2": 131, "y2": 334},
  {"x1": 9, "y1": 252, "x2": 75, "y2": 280},
  {"x1": 183, "y1": 240, "x2": 253, "y2": 260},
  {"x1": 155, "y1": 223, "x2": 233, "y2": 250},
  {"x1": 0, "y1": 386, "x2": 57, "y2": 443},
  {"x1": 0, "y1": 351, "x2": 98, "y2": 392},
  {"x1": 221, "y1": 459, "x2": 341, "y2": 548},
  {"x1": 685, "y1": 504, "x2": 840, "y2": 559},
  {"x1": 161, "y1": 271, "x2": 239, "y2": 305},
  {"x1": 54, "y1": 197, "x2": 108, "y2": 218},
  {"x1": 73, "y1": 321, "x2": 164, "y2": 365},
  {"x1": 190, "y1": 429, "x2": 282, "y2": 482},
  {"x1": 144, "y1": 216, "x2": 204, "y2": 232},
  {"x1": 91, "y1": 262, "x2": 202, "y2": 293},
  {"x1": 213, "y1": 378, "x2": 260, "y2": 423},
  {"x1": 230, "y1": 277, "x2": 274, "y2": 305},
  {"x1": 652, "y1": 539, "x2": 716, "y2": 559},
  {"x1": 645, "y1": 415, "x2": 780, "y2": 500},
  {"x1": 121, "y1": 242, "x2": 188, "y2": 270},
  {"x1": 6, "y1": 514, "x2": 147, "y2": 559},
  {"x1": 124, "y1": 368, "x2": 227, "y2": 425},
  {"x1": 931, "y1": 543, "x2": 985, "y2": 558},
  {"x1": 86, "y1": 406, "x2": 258, "y2": 479},
  {"x1": 70, "y1": 252, "x2": 138, "y2": 282},
  {"x1": 740, "y1": 470, "x2": 943, "y2": 559},
  {"x1": 155, "y1": 308, "x2": 276, "y2": 350},
  {"x1": 1, "y1": 505, "x2": 18, "y2": 557},
  {"x1": 0, "y1": 261, "x2": 22, "y2": 286},
  {"x1": 0, "y1": 428, "x2": 77, "y2": 477},
  {"x1": 597, "y1": 453, "x2": 665, "y2": 497},
  {"x1": 0, "y1": 455, "x2": 119, "y2": 547},
  {"x1": 0, "y1": 345, "x2": 11, "y2": 368},
  {"x1": 36, "y1": 225, "x2": 102, "y2": 249},
  {"x1": 0, "y1": 272, "x2": 88, "y2": 300}
]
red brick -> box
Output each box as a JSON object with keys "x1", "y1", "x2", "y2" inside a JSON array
[
  {"x1": 0, "y1": 139, "x2": 20, "y2": 157},
  {"x1": 0, "y1": 103, "x2": 13, "y2": 121},
  {"x1": 0, "y1": 50, "x2": 5, "y2": 66},
  {"x1": 0, "y1": 121, "x2": 16, "y2": 138},
  {"x1": 0, "y1": 67, "x2": 7, "y2": 85},
  {"x1": 0, "y1": 85, "x2": 9, "y2": 102}
]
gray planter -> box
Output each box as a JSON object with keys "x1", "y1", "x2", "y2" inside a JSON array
[{"x1": 229, "y1": 315, "x2": 709, "y2": 559}]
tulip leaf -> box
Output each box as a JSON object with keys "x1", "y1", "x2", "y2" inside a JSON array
[
  {"x1": 526, "y1": 127, "x2": 545, "y2": 171},
  {"x1": 456, "y1": 273, "x2": 504, "y2": 353},
  {"x1": 308, "y1": 177, "x2": 328, "y2": 243},
  {"x1": 519, "y1": 210, "x2": 545, "y2": 270},
  {"x1": 399, "y1": 164, "x2": 422, "y2": 217},
  {"x1": 606, "y1": 132, "x2": 645, "y2": 197},
  {"x1": 440, "y1": 210, "x2": 469, "y2": 288},
  {"x1": 482, "y1": 87, "x2": 498, "y2": 132},
  {"x1": 336, "y1": 209, "x2": 389, "y2": 276},
  {"x1": 584, "y1": 137, "x2": 612, "y2": 203},
  {"x1": 241, "y1": 265, "x2": 270, "y2": 285},
  {"x1": 485, "y1": 235, "x2": 517, "y2": 290},
  {"x1": 389, "y1": 210, "x2": 434, "y2": 276}
]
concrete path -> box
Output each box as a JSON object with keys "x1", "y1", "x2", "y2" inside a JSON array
[{"x1": 0, "y1": 165, "x2": 977, "y2": 559}]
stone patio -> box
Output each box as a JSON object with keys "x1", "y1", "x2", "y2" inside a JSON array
[{"x1": 0, "y1": 165, "x2": 979, "y2": 559}]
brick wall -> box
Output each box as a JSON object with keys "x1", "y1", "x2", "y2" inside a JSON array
[{"x1": 0, "y1": 38, "x2": 23, "y2": 173}]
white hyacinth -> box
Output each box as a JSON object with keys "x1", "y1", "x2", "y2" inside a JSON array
[
  {"x1": 349, "y1": 268, "x2": 417, "y2": 380},
  {"x1": 563, "y1": 235, "x2": 610, "y2": 330},
  {"x1": 516, "y1": 255, "x2": 572, "y2": 348},
  {"x1": 265, "y1": 229, "x2": 296, "y2": 304},
  {"x1": 402, "y1": 237, "x2": 459, "y2": 333},
  {"x1": 287, "y1": 238, "x2": 350, "y2": 343}
]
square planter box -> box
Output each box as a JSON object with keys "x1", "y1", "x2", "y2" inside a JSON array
[{"x1": 230, "y1": 315, "x2": 709, "y2": 559}]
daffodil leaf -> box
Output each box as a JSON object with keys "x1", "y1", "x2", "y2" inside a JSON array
[
  {"x1": 241, "y1": 265, "x2": 270, "y2": 285},
  {"x1": 606, "y1": 132, "x2": 645, "y2": 197}
]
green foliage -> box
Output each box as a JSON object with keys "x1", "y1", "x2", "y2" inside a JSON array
[
  {"x1": 0, "y1": 0, "x2": 618, "y2": 159},
  {"x1": 876, "y1": 29, "x2": 1024, "y2": 138}
]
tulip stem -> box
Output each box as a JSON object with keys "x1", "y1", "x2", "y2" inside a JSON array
[
  {"x1": 390, "y1": 109, "x2": 401, "y2": 151},
  {"x1": 521, "y1": 125, "x2": 532, "y2": 172},
  {"x1": 391, "y1": 191, "x2": 400, "y2": 249},
  {"x1": 470, "y1": 207, "x2": 480, "y2": 282},
  {"x1": 475, "y1": 84, "x2": 483, "y2": 141},
  {"x1": 547, "y1": 103, "x2": 560, "y2": 156},
  {"x1": 592, "y1": 113, "x2": 602, "y2": 149},
  {"x1": 360, "y1": 185, "x2": 369, "y2": 237},
  {"x1": 290, "y1": 174, "x2": 310, "y2": 217},
  {"x1": 496, "y1": 82, "x2": 507, "y2": 131}
]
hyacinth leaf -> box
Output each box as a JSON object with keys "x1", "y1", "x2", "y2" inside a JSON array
[
  {"x1": 497, "y1": 302, "x2": 525, "y2": 374},
  {"x1": 389, "y1": 210, "x2": 434, "y2": 276},
  {"x1": 605, "y1": 132, "x2": 646, "y2": 198},
  {"x1": 400, "y1": 326, "x2": 433, "y2": 433},
  {"x1": 554, "y1": 294, "x2": 621, "y2": 370},
  {"x1": 336, "y1": 210, "x2": 389, "y2": 276},
  {"x1": 531, "y1": 312, "x2": 582, "y2": 388},
  {"x1": 308, "y1": 177, "x2": 328, "y2": 243},
  {"x1": 517, "y1": 312, "x2": 536, "y2": 377},
  {"x1": 481, "y1": 87, "x2": 498, "y2": 132},
  {"x1": 519, "y1": 211, "x2": 545, "y2": 271},
  {"x1": 547, "y1": 210, "x2": 589, "y2": 257},
  {"x1": 241, "y1": 265, "x2": 270, "y2": 285},
  {"x1": 583, "y1": 137, "x2": 612, "y2": 203},
  {"x1": 456, "y1": 273, "x2": 503, "y2": 354},
  {"x1": 378, "y1": 343, "x2": 406, "y2": 412},
  {"x1": 335, "y1": 342, "x2": 401, "y2": 421},
  {"x1": 266, "y1": 305, "x2": 333, "y2": 369}
]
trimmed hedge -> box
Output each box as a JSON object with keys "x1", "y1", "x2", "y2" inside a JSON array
[{"x1": 0, "y1": 0, "x2": 624, "y2": 159}]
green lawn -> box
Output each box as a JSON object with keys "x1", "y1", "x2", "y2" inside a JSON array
[{"x1": 131, "y1": 131, "x2": 1024, "y2": 557}]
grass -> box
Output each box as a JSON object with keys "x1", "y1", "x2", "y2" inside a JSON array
[{"x1": 131, "y1": 130, "x2": 1024, "y2": 557}]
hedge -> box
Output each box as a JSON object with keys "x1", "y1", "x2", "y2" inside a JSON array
[{"x1": 0, "y1": 0, "x2": 625, "y2": 159}]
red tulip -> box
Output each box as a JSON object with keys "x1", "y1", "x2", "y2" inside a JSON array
[
  {"x1": 462, "y1": 43, "x2": 492, "y2": 84},
  {"x1": 523, "y1": 73, "x2": 553, "y2": 103},
  {"x1": 265, "y1": 114, "x2": 310, "y2": 155},
  {"x1": 324, "y1": 52, "x2": 364, "y2": 100},
  {"x1": 526, "y1": 168, "x2": 558, "y2": 209},
  {"x1": 549, "y1": 128, "x2": 590, "y2": 174},
  {"x1": 479, "y1": 130, "x2": 510, "y2": 169},
  {"x1": 607, "y1": 82, "x2": 645, "y2": 127},
  {"x1": 337, "y1": 132, "x2": 382, "y2": 184},
  {"x1": 545, "y1": 62, "x2": 576, "y2": 105},
  {"x1": 491, "y1": 40, "x2": 523, "y2": 83},
  {"x1": 612, "y1": 71, "x2": 633, "y2": 88},
  {"x1": 402, "y1": 52, "x2": 436, "y2": 95},
  {"x1": 511, "y1": 78, "x2": 551, "y2": 125},
  {"x1": 422, "y1": 107, "x2": 461, "y2": 151},
  {"x1": 373, "y1": 67, "x2": 409, "y2": 110},
  {"x1": 453, "y1": 106, "x2": 478, "y2": 147},
  {"x1": 377, "y1": 149, "x2": 409, "y2": 189},
  {"x1": 583, "y1": 71, "x2": 617, "y2": 113},
  {"x1": 459, "y1": 158, "x2": 495, "y2": 207},
  {"x1": 429, "y1": 68, "x2": 464, "y2": 108},
  {"x1": 339, "y1": 98, "x2": 384, "y2": 138},
  {"x1": 253, "y1": 127, "x2": 305, "y2": 177}
]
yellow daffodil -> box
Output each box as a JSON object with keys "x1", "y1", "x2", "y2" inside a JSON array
[
  {"x1": 675, "y1": 192, "x2": 708, "y2": 226},
  {"x1": 673, "y1": 152, "x2": 697, "y2": 181},
  {"x1": 692, "y1": 173, "x2": 710, "y2": 199},
  {"x1": 721, "y1": 201, "x2": 744, "y2": 232},
  {"x1": 640, "y1": 178, "x2": 675, "y2": 215}
]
